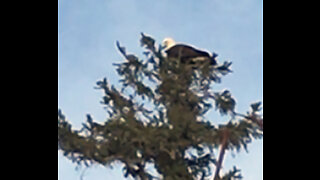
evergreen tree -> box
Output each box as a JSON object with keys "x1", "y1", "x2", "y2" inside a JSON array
[{"x1": 58, "y1": 33, "x2": 263, "y2": 180}]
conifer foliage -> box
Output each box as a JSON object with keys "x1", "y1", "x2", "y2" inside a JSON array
[{"x1": 58, "y1": 33, "x2": 263, "y2": 180}]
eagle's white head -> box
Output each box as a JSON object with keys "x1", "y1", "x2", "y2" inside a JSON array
[{"x1": 162, "y1": 38, "x2": 176, "y2": 50}]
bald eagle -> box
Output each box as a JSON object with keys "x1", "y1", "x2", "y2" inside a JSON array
[{"x1": 162, "y1": 38, "x2": 217, "y2": 65}]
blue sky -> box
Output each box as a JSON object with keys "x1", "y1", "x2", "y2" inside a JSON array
[{"x1": 58, "y1": 0, "x2": 263, "y2": 179}]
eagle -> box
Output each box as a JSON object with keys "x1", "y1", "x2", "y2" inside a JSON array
[{"x1": 162, "y1": 38, "x2": 217, "y2": 65}]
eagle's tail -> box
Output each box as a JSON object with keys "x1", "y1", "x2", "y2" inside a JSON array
[{"x1": 210, "y1": 52, "x2": 218, "y2": 65}]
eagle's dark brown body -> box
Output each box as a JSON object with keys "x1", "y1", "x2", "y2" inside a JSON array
[{"x1": 165, "y1": 44, "x2": 216, "y2": 65}]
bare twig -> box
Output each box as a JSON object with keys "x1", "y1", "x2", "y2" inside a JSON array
[
  {"x1": 213, "y1": 129, "x2": 230, "y2": 180},
  {"x1": 80, "y1": 167, "x2": 88, "y2": 180}
]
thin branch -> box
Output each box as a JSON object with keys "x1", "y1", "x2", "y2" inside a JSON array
[
  {"x1": 213, "y1": 129, "x2": 230, "y2": 180},
  {"x1": 80, "y1": 166, "x2": 88, "y2": 180}
]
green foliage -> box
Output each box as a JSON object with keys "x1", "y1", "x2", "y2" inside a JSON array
[
  {"x1": 220, "y1": 166, "x2": 242, "y2": 180},
  {"x1": 58, "y1": 33, "x2": 263, "y2": 180},
  {"x1": 213, "y1": 90, "x2": 236, "y2": 116}
]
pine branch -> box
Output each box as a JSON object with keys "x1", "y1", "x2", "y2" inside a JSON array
[{"x1": 234, "y1": 112, "x2": 263, "y2": 131}]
